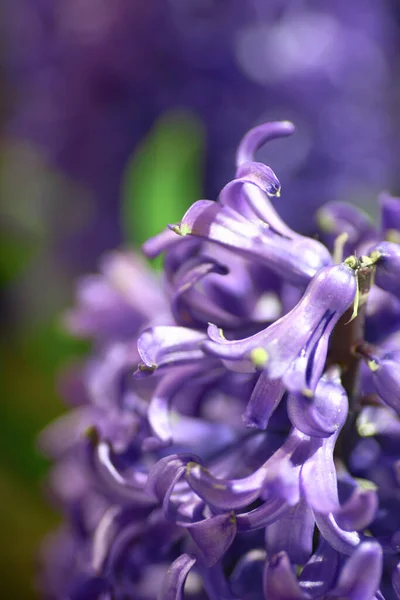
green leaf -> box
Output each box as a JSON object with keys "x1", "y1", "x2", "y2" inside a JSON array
[{"x1": 122, "y1": 110, "x2": 204, "y2": 250}]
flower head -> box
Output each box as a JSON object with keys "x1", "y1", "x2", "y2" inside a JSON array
[{"x1": 40, "y1": 122, "x2": 400, "y2": 599}]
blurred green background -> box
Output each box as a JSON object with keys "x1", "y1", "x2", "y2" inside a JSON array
[{"x1": 0, "y1": 112, "x2": 203, "y2": 598}]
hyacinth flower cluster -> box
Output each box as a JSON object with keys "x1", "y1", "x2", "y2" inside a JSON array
[{"x1": 39, "y1": 122, "x2": 400, "y2": 600}]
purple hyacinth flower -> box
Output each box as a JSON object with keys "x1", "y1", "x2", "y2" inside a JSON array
[
  {"x1": 204, "y1": 262, "x2": 357, "y2": 394},
  {"x1": 40, "y1": 118, "x2": 400, "y2": 599}
]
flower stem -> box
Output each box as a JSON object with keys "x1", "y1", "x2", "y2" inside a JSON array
[{"x1": 329, "y1": 258, "x2": 377, "y2": 461}]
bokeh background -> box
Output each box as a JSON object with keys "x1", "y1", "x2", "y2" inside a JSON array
[{"x1": 1, "y1": 1, "x2": 400, "y2": 597}]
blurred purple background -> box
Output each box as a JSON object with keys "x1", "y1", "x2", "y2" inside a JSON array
[{"x1": 1, "y1": 1, "x2": 400, "y2": 596}]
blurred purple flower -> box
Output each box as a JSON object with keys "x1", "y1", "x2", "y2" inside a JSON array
[{"x1": 5, "y1": 0, "x2": 400, "y2": 270}]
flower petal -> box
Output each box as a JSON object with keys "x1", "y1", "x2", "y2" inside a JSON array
[
  {"x1": 136, "y1": 326, "x2": 207, "y2": 376},
  {"x1": 287, "y1": 368, "x2": 348, "y2": 437},
  {"x1": 158, "y1": 554, "x2": 197, "y2": 600},
  {"x1": 314, "y1": 512, "x2": 360, "y2": 554},
  {"x1": 236, "y1": 120, "x2": 295, "y2": 167},
  {"x1": 265, "y1": 497, "x2": 315, "y2": 565},
  {"x1": 328, "y1": 541, "x2": 382, "y2": 600},
  {"x1": 263, "y1": 552, "x2": 306, "y2": 600},
  {"x1": 298, "y1": 538, "x2": 338, "y2": 599},
  {"x1": 186, "y1": 513, "x2": 237, "y2": 567},
  {"x1": 243, "y1": 372, "x2": 285, "y2": 429},
  {"x1": 370, "y1": 241, "x2": 400, "y2": 299}
]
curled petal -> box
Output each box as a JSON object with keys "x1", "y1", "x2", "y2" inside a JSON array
[
  {"x1": 146, "y1": 454, "x2": 200, "y2": 502},
  {"x1": 86, "y1": 435, "x2": 153, "y2": 505},
  {"x1": 143, "y1": 227, "x2": 184, "y2": 258},
  {"x1": 328, "y1": 541, "x2": 382, "y2": 600},
  {"x1": 186, "y1": 513, "x2": 237, "y2": 567},
  {"x1": 265, "y1": 497, "x2": 315, "y2": 565},
  {"x1": 219, "y1": 162, "x2": 285, "y2": 228},
  {"x1": 314, "y1": 512, "x2": 360, "y2": 555},
  {"x1": 147, "y1": 366, "x2": 202, "y2": 443},
  {"x1": 221, "y1": 161, "x2": 281, "y2": 205},
  {"x1": 243, "y1": 373, "x2": 285, "y2": 429},
  {"x1": 236, "y1": 120, "x2": 295, "y2": 167},
  {"x1": 263, "y1": 551, "x2": 305, "y2": 600},
  {"x1": 236, "y1": 496, "x2": 290, "y2": 531},
  {"x1": 136, "y1": 326, "x2": 207, "y2": 376},
  {"x1": 171, "y1": 257, "x2": 230, "y2": 327},
  {"x1": 288, "y1": 368, "x2": 348, "y2": 437},
  {"x1": 370, "y1": 241, "x2": 400, "y2": 298},
  {"x1": 301, "y1": 434, "x2": 375, "y2": 530},
  {"x1": 335, "y1": 487, "x2": 378, "y2": 532},
  {"x1": 368, "y1": 349, "x2": 400, "y2": 414},
  {"x1": 299, "y1": 538, "x2": 338, "y2": 599},
  {"x1": 158, "y1": 554, "x2": 197, "y2": 600},
  {"x1": 185, "y1": 461, "x2": 265, "y2": 510}
]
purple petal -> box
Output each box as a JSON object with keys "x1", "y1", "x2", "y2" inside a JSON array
[
  {"x1": 328, "y1": 541, "x2": 382, "y2": 600},
  {"x1": 370, "y1": 241, "x2": 400, "y2": 299},
  {"x1": 335, "y1": 487, "x2": 378, "y2": 532},
  {"x1": 171, "y1": 257, "x2": 230, "y2": 327},
  {"x1": 299, "y1": 538, "x2": 338, "y2": 599},
  {"x1": 147, "y1": 366, "x2": 202, "y2": 443},
  {"x1": 143, "y1": 227, "x2": 184, "y2": 258},
  {"x1": 186, "y1": 512, "x2": 237, "y2": 567},
  {"x1": 158, "y1": 554, "x2": 197, "y2": 600},
  {"x1": 316, "y1": 201, "x2": 376, "y2": 254},
  {"x1": 263, "y1": 552, "x2": 305, "y2": 600},
  {"x1": 302, "y1": 434, "x2": 352, "y2": 517},
  {"x1": 236, "y1": 496, "x2": 290, "y2": 531},
  {"x1": 314, "y1": 512, "x2": 360, "y2": 554},
  {"x1": 287, "y1": 368, "x2": 348, "y2": 437},
  {"x1": 236, "y1": 120, "x2": 295, "y2": 167},
  {"x1": 136, "y1": 326, "x2": 207, "y2": 376},
  {"x1": 146, "y1": 454, "x2": 200, "y2": 502},
  {"x1": 369, "y1": 349, "x2": 400, "y2": 414},
  {"x1": 220, "y1": 161, "x2": 281, "y2": 205},
  {"x1": 185, "y1": 460, "x2": 267, "y2": 510},
  {"x1": 87, "y1": 435, "x2": 154, "y2": 505},
  {"x1": 243, "y1": 373, "x2": 285, "y2": 429},
  {"x1": 265, "y1": 497, "x2": 315, "y2": 565}
]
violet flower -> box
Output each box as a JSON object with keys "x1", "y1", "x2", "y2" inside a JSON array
[{"x1": 40, "y1": 122, "x2": 400, "y2": 599}]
